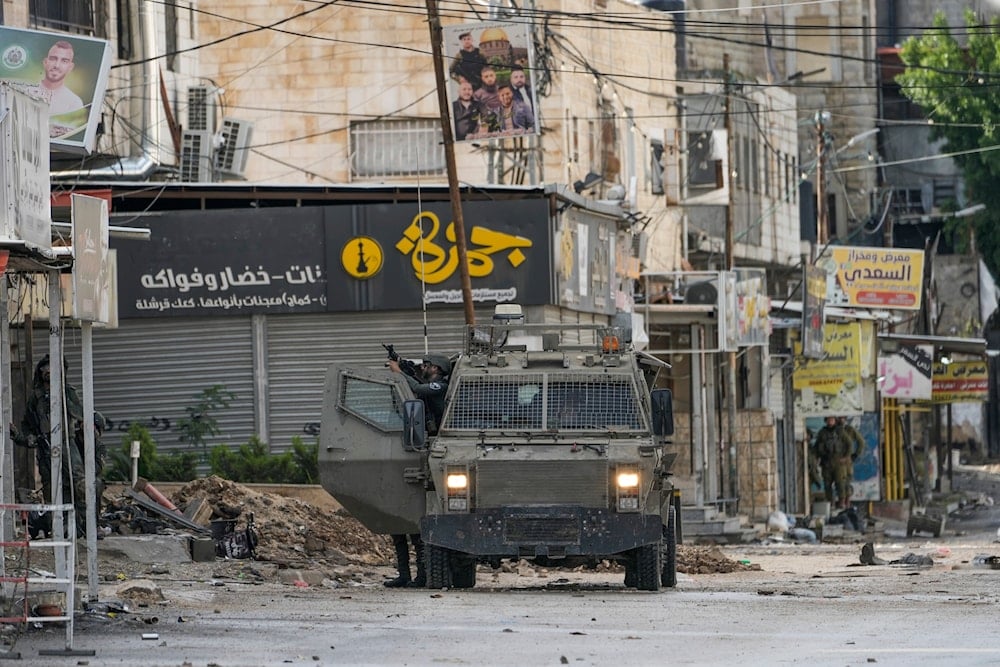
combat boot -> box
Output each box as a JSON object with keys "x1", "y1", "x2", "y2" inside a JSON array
[
  {"x1": 407, "y1": 558, "x2": 426, "y2": 588},
  {"x1": 407, "y1": 534, "x2": 426, "y2": 587},
  {"x1": 384, "y1": 536, "x2": 411, "y2": 588},
  {"x1": 384, "y1": 572, "x2": 411, "y2": 587}
]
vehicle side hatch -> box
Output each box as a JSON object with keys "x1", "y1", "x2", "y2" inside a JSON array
[{"x1": 319, "y1": 364, "x2": 424, "y2": 534}]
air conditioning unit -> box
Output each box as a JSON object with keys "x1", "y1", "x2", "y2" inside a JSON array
[
  {"x1": 215, "y1": 118, "x2": 253, "y2": 178},
  {"x1": 179, "y1": 130, "x2": 213, "y2": 182},
  {"x1": 187, "y1": 85, "x2": 216, "y2": 133}
]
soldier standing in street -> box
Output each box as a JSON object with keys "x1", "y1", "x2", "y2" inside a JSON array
[
  {"x1": 383, "y1": 353, "x2": 452, "y2": 588},
  {"x1": 838, "y1": 416, "x2": 865, "y2": 508},
  {"x1": 813, "y1": 416, "x2": 852, "y2": 509},
  {"x1": 12, "y1": 355, "x2": 106, "y2": 537}
]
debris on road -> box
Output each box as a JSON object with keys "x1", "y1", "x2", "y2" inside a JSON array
[
  {"x1": 97, "y1": 477, "x2": 764, "y2": 582},
  {"x1": 859, "y1": 542, "x2": 935, "y2": 567}
]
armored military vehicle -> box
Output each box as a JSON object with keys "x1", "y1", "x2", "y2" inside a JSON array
[{"x1": 319, "y1": 306, "x2": 677, "y2": 590}]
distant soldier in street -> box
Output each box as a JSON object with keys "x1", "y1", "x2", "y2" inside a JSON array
[
  {"x1": 813, "y1": 416, "x2": 853, "y2": 509},
  {"x1": 838, "y1": 416, "x2": 865, "y2": 508}
]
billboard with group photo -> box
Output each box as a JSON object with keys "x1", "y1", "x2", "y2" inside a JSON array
[
  {"x1": 0, "y1": 26, "x2": 112, "y2": 153},
  {"x1": 443, "y1": 20, "x2": 540, "y2": 142}
]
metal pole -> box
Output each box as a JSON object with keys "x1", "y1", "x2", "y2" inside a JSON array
[
  {"x1": 815, "y1": 111, "x2": 827, "y2": 254},
  {"x1": 48, "y1": 272, "x2": 66, "y2": 576},
  {"x1": 425, "y1": 0, "x2": 476, "y2": 325},
  {"x1": 82, "y1": 321, "x2": 98, "y2": 600},
  {"x1": 0, "y1": 276, "x2": 13, "y2": 545},
  {"x1": 723, "y1": 54, "x2": 739, "y2": 508}
]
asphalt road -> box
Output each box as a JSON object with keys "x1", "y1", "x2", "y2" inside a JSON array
[
  {"x1": 12, "y1": 534, "x2": 1000, "y2": 667},
  {"x1": 9, "y1": 466, "x2": 1000, "y2": 666}
]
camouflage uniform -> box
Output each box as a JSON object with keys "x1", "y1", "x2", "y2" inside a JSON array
[
  {"x1": 14, "y1": 356, "x2": 105, "y2": 536},
  {"x1": 813, "y1": 418, "x2": 852, "y2": 506},
  {"x1": 838, "y1": 418, "x2": 865, "y2": 506}
]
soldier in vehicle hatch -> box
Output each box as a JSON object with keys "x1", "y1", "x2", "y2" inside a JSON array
[{"x1": 383, "y1": 353, "x2": 452, "y2": 587}]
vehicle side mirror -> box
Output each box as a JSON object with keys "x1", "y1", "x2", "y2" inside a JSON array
[
  {"x1": 402, "y1": 399, "x2": 427, "y2": 451},
  {"x1": 651, "y1": 388, "x2": 674, "y2": 437}
]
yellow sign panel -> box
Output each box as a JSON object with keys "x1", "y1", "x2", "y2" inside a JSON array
[
  {"x1": 827, "y1": 247, "x2": 924, "y2": 310},
  {"x1": 931, "y1": 361, "x2": 989, "y2": 403},
  {"x1": 793, "y1": 322, "x2": 863, "y2": 416}
]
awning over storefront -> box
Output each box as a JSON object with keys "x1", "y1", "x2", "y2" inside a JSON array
[{"x1": 878, "y1": 333, "x2": 987, "y2": 358}]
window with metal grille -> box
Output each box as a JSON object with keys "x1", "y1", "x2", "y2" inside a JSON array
[
  {"x1": 350, "y1": 119, "x2": 445, "y2": 179},
  {"x1": 339, "y1": 375, "x2": 403, "y2": 431},
  {"x1": 30, "y1": 0, "x2": 96, "y2": 35},
  {"x1": 444, "y1": 373, "x2": 643, "y2": 432}
]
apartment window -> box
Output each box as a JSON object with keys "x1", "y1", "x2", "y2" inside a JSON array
[
  {"x1": 687, "y1": 131, "x2": 720, "y2": 188},
  {"x1": 350, "y1": 119, "x2": 445, "y2": 179},
  {"x1": 29, "y1": 0, "x2": 96, "y2": 35}
]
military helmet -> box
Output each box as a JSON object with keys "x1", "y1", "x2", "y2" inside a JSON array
[{"x1": 423, "y1": 354, "x2": 452, "y2": 376}]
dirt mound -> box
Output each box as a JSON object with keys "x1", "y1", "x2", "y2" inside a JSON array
[
  {"x1": 170, "y1": 476, "x2": 394, "y2": 568},
  {"x1": 677, "y1": 545, "x2": 758, "y2": 574},
  {"x1": 164, "y1": 477, "x2": 750, "y2": 577}
]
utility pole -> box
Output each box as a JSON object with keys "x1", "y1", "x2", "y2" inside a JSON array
[
  {"x1": 813, "y1": 110, "x2": 829, "y2": 261},
  {"x1": 723, "y1": 54, "x2": 739, "y2": 508},
  {"x1": 425, "y1": 0, "x2": 476, "y2": 325}
]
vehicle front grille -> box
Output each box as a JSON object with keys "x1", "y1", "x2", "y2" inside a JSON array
[
  {"x1": 504, "y1": 515, "x2": 579, "y2": 543},
  {"x1": 476, "y1": 460, "x2": 608, "y2": 508}
]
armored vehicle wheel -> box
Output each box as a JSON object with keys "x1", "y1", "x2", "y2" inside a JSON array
[
  {"x1": 635, "y1": 542, "x2": 662, "y2": 591},
  {"x1": 425, "y1": 543, "x2": 452, "y2": 589},
  {"x1": 450, "y1": 555, "x2": 477, "y2": 589},
  {"x1": 662, "y1": 505, "x2": 678, "y2": 588}
]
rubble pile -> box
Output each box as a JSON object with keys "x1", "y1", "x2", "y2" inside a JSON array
[
  {"x1": 102, "y1": 476, "x2": 754, "y2": 578},
  {"x1": 677, "y1": 545, "x2": 759, "y2": 574},
  {"x1": 169, "y1": 476, "x2": 395, "y2": 568}
]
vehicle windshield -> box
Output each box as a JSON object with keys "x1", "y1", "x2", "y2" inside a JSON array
[{"x1": 443, "y1": 372, "x2": 644, "y2": 432}]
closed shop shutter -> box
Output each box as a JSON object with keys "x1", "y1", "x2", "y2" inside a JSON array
[
  {"x1": 265, "y1": 308, "x2": 475, "y2": 450},
  {"x1": 44, "y1": 317, "x2": 256, "y2": 455}
]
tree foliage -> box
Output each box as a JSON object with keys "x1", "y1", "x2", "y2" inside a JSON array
[
  {"x1": 895, "y1": 11, "x2": 1000, "y2": 276},
  {"x1": 177, "y1": 384, "x2": 236, "y2": 457},
  {"x1": 208, "y1": 436, "x2": 318, "y2": 484}
]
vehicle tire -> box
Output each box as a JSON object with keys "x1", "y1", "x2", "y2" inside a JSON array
[
  {"x1": 450, "y1": 554, "x2": 477, "y2": 589},
  {"x1": 425, "y1": 543, "x2": 452, "y2": 589},
  {"x1": 662, "y1": 505, "x2": 678, "y2": 588},
  {"x1": 635, "y1": 542, "x2": 661, "y2": 591}
]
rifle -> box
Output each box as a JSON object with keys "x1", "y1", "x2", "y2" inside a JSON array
[{"x1": 382, "y1": 343, "x2": 420, "y2": 379}]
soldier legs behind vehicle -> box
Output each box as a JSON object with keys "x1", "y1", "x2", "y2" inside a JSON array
[{"x1": 384, "y1": 533, "x2": 425, "y2": 588}]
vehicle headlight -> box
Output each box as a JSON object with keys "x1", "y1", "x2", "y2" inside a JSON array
[
  {"x1": 446, "y1": 466, "x2": 470, "y2": 512},
  {"x1": 616, "y1": 468, "x2": 640, "y2": 512},
  {"x1": 616, "y1": 472, "x2": 639, "y2": 489}
]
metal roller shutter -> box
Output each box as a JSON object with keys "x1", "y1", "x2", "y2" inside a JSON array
[
  {"x1": 265, "y1": 308, "x2": 485, "y2": 450},
  {"x1": 45, "y1": 317, "x2": 256, "y2": 455}
]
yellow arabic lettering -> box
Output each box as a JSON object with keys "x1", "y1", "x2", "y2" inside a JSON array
[
  {"x1": 466, "y1": 226, "x2": 533, "y2": 277},
  {"x1": 396, "y1": 213, "x2": 534, "y2": 284},
  {"x1": 395, "y1": 212, "x2": 454, "y2": 283}
]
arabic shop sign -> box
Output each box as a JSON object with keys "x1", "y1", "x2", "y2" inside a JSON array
[
  {"x1": 822, "y1": 247, "x2": 924, "y2": 310},
  {"x1": 877, "y1": 344, "x2": 933, "y2": 400},
  {"x1": 792, "y1": 321, "x2": 864, "y2": 417},
  {"x1": 395, "y1": 210, "x2": 533, "y2": 287},
  {"x1": 113, "y1": 199, "x2": 551, "y2": 318},
  {"x1": 930, "y1": 361, "x2": 989, "y2": 403}
]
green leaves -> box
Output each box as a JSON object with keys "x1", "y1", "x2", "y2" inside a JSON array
[{"x1": 897, "y1": 10, "x2": 1000, "y2": 274}]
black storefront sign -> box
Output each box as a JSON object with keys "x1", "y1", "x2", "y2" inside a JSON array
[{"x1": 114, "y1": 199, "x2": 551, "y2": 318}]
